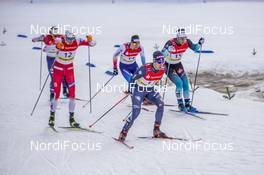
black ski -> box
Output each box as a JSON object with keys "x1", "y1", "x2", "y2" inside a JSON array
[
  {"x1": 58, "y1": 126, "x2": 103, "y2": 134},
  {"x1": 169, "y1": 109, "x2": 206, "y2": 120},
  {"x1": 113, "y1": 137, "x2": 134, "y2": 149},
  {"x1": 138, "y1": 136, "x2": 202, "y2": 142},
  {"x1": 196, "y1": 110, "x2": 228, "y2": 116}
]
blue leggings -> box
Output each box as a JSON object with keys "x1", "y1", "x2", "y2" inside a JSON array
[
  {"x1": 122, "y1": 85, "x2": 164, "y2": 132},
  {"x1": 166, "y1": 62, "x2": 190, "y2": 102},
  {"x1": 119, "y1": 62, "x2": 139, "y2": 83},
  {"x1": 46, "y1": 56, "x2": 67, "y2": 93}
]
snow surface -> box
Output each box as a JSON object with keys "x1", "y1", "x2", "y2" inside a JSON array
[{"x1": 0, "y1": 1, "x2": 264, "y2": 175}]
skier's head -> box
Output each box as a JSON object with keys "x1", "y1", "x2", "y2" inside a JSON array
[
  {"x1": 130, "y1": 35, "x2": 140, "y2": 49},
  {"x1": 153, "y1": 51, "x2": 165, "y2": 70},
  {"x1": 49, "y1": 26, "x2": 58, "y2": 36},
  {"x1": 176, "y1": 28, "x2": 187, "y2": 45},
  {"x1": 65, "y1": 30, "x2": 75, "y2": 44}
]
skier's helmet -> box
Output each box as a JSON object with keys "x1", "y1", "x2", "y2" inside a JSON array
[
  {"x1": 176, "y1": 28, "x2": 187, "y2": 38},
  {"x1": 153, "y1": 51, "x2": 165, "y2": 65},
  {"x1": 49, "y1": 26, "x2": 58, "y2": 35},
  {"x1": 176, "y1": 28, "x2": 187, "y2": 44},
  {"x1": 65, "y1": 31, "x2": 75, "y2": 43}
]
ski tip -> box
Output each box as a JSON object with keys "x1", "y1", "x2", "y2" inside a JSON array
[
  {"x1": 17, "y1": 34, "x2": 28, "y2": 38},
  {"x1": 32, "y1": 46, "x2": 42, "y2": 50},
  {"x1": 114, "y1": 44, "x2": 120, "y2": 48},
  {"x1": 86, "y1": 63, "x2": 96, "y2": 67},
  {"x1": 105, "y1": 70, "x2": 114, "y2": 76}
]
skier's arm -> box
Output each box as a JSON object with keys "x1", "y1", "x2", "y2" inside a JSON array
[
  {"x1": 161, "y1": 40, "x2": 172, "y2": 57},
  {"x1": 139, "y1": 46, "x2": 146, "y2": 65},
  {"x1": 113, "y1": 45, "x2": 124, "y2": 69},
  {"x1": 76, "y1": 36, "x2": 96, "y2": 47},
  {"x1": 129, "y1": 66, "x2": 146, "y2": 85},
  {"x1": 187, "y1": 39, "x2": 201, "y2": 52}
]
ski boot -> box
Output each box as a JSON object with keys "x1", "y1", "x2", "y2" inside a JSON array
[
  {"x1": 153, "y1": 123, "x2": 167, "y2": 138},
  {"x1": 185, "y1": 104, "x2": 198, "y2": 113},
  {"x1": 63, "y1": 87, "x2": 69, "y2": 98},
  {"x1": 178, "y1": 103, "x2": 187, "y2": 112},
  {"x1": 49, "y1": 111, "x2": 55, "y2": 127},
  {"x1": 118, "y1": 130, "x2": 128, "y2": 142},
  {"x1": 69, "y1": 112, "x2": 80, "y2": 128}
]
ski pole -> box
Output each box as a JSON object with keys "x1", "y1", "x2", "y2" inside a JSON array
[
  {"x1": 39, "y1": 41, "x2": 43, "y2": 90},
  {"x1": 30, "y1": 72, "x2": 50, "y2": 116},
  {"x1": 87, "y1": 46, "x2": 92, "y2": 113},
  {"x1": 162, "y1": 63, "x2": 171, "y2": 100},
  {"x1": 89, "y1": 93, "x2": 130, "y2": 128},
  {"x1": 83, "y1": 75, "x2": 115, "y2": 108},
  {"x1": 191, "y1": 44, "x2": 203, "y2": 106}
]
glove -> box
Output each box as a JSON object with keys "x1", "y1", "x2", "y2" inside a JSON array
[
  {"x1": 113, "y1": 68, "x2": 118, "y2": 76},
  {"x1": 56, "y1": 42, "x2": 64, "y2": 49},
  {"x1": 87, "y1": 35, "x2": 93, "y2": 42},
  {"x1": 198, "y1": 37, "x2": 205, "y2": 45}
]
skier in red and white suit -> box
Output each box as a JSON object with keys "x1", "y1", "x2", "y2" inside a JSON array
[{"x1": 49, "y1": 31, "x2": 96, "y2": 128}]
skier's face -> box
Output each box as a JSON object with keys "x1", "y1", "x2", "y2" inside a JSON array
[
  {"x1": 153, "y1": 58, "x2": 165, "y2": 70},
  {"x1": 130, "y1": 42, "x2": 140, "y2": 50},
  {"x1": 177, "y1": 37, "x2": 187, "y2": 45}
]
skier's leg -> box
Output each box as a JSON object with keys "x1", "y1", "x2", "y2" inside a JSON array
[
  {"x1": 168, "y1": 72, "x2": 184, "y2": 105},
  {"x1": 145, "y1": 89, "x2": 167, "y2": 137},
  {"x1": 65, "y1": 66, "x2": 79, "y2": 127},
  {"x1": 145, "y1": 90, "x2": 164, "y2": 124},
  {"x1": 119, "y1": 63, "x2": 133, "y2": 83},
  {"x1": 121, "y1": 86, "x2": 144, "y2": 136},
  {"x1": 49, "y1": 66, "x2": 62, "y2": 126},
  {"x1": 183, "y1": 73, "x2": 197, "y2": 112},
  {"x1": 51, "y1": 68, "x2": 63, "y2": 113}
]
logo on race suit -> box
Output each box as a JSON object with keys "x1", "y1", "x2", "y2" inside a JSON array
[
  {"x1": 146, "y1": 74, "x2": 151, "y2": 79},
  {"x1": 135, "y1": 96, "x2": 141, "y2": 102},
  {"x1": 54, "y1": 82, "x2": 57, "y2": 87}
]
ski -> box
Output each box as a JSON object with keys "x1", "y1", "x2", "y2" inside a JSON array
[
  {"x1": 169, "y1": 109, "x2": 206, "y2": 120},
  {"x1": 58, "y1": 126, "x2": 103, "y2": 134},
  {"x1": 112, "y1": 137, "x2": 134, "y2": 149},
  {"x1": 195, "y1": 110, "x2": 228, "y2": 116},
  {"x1": 49, "y1": 126, "x2": 59, "y2": 133},
  {"x1": 138, "y1": 136, "x2": 202, "y2": 142},
  {"x1": 60, "y1": 97, "x2": 88, "y2": 102}
]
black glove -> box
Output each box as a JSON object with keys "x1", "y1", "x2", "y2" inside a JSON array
[
  {"x1": 198, "y1": 37, "x2": 205, "y2": 45},
  {"x1": 113, "y1": 68, "x2": 118, "y2": 76}
]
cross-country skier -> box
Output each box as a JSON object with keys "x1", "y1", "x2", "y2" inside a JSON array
[
  {"x1": 118, "y1": 51, "x2": 166, "y2": 141},
  {"x1": 48, "y1": 31, "x2": 96, "y2": 127},
  {"x1": 162, "y1": 28, "x2": 204, "y2": 112},
  {"x1": 32, "y1": 26, "x2": 69, "y2": 100},
  {"x1": 112, "y1": 35, "x2": 146, "y2": 83}
]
